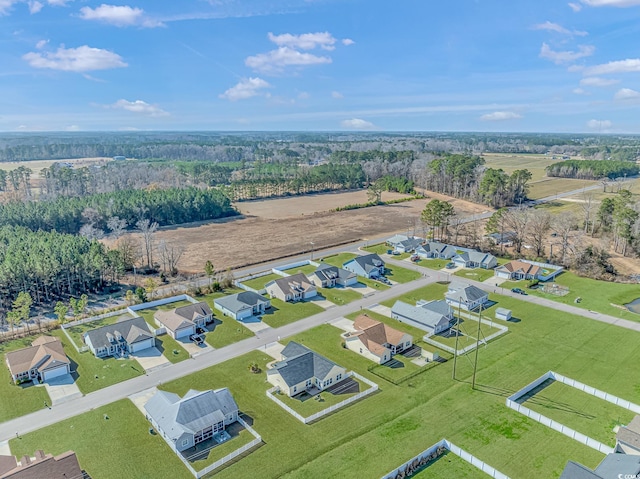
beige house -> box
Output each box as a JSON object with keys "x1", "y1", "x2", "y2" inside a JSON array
[
  {"x1": 617, "y1": 415, "x2": 640, "y2": 455},
  {"x1": 154, "y1": 302, "x2": 213, "y2": 339},
  {"x1": 345, "y1": 315, "x2": 413, "y2": 364},
  {"x1": 265, "y1": 273, "x2": 317, "y2": 302},
  {"x1": 5, "y1": 336, "x2": 70, "y2": 383},
  {"x1": 0, "y1": 450, "x2": 83, "y2": 479}
]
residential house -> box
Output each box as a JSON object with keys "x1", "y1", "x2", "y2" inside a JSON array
[
  {"x1": 265, "y1": 273, "x2": 317, "y2": 302},
  {"x1": 560, "y1": 454, "x2": 640, "y2": 479},
  {"x1": 145, "y1": 388, "x2": 239, "y2": 453},
  {"x1": 616, "y1": 415, "x2": 640, "y2": 455},
  {"x1": 426, "y1": 242, "x2": 457, "y2": 259},
  {"x1": 487, "y1": 231, "x2": 517, "y2": 246},
  {"x1": 345, "y1": 315, "x2": 413, "y2": 364},
  {"x1": 308, "y1": 263, "x2": 357, "y2": 288},
  {"x1": 445, "y1": 281, "x2": 489, "y2": 311},
  {"x1": 267, "y1": 342, "x2": 347, "y2": 397},
  {"x1": 391, "y1": 300, "x2": 453, "y2": 334},
  {"x1": 452, "y1": 250, "x2": 497, "y2": 269},
  {"x1": 0, "y1": 450, "x2": 84, "y2": 479},
  {"x1": 83, "y1": 317, "x2": 155, "y2": 358},
  {"x1": 395, "y1": 237, "x2": 424, "y2": 254},
  {"x1": 5, "y1": 336, "x2": 70, "y2": 383},
  {"x1": 215, "y1": 291, "x2": 271, "y2": 321},
  {"x1": 343, "y1": 254, "x2": 385, "y2": 279},
  {"x1": 386, "y1": 234, "x2": 409, "y2": 248},
  {"x1": 154, "y1": 302, "x2": 213, "y2": 340},
  {"x1": 494, "y1": 260, "x2": 541, "y2": 280}
]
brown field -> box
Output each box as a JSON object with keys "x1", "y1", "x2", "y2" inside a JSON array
[
  {"x1": 527, "y1": 177, "x2": 599, "y2": 200},
  {"x1": 0, "y1": 157, "x2": 112, "y2": 177},
  {"x1": 114, "y1": 190, "x2": 491, "y2": 274}
]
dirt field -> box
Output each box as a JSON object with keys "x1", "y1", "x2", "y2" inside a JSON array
[
  {"x1": 0, "y1": 157, "x2": 112, "y2": 176},
  {"x1": 117, "y1": 190, "x2": 491, "y2": 274}
]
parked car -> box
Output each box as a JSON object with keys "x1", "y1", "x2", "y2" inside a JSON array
[
  {"x1": 190, "y1": 334, "x2": 204, "y2": 345},
  {"x1": 410, "y1": 255, "x2": 420, "y2": 262},
  {"x1": 196, "y1": 326, "x2": 206, "y2": 334},
  {"x1": 445, "y1": 262, "x2": 456, "y2": 269},
  {"x1": 511, "y1": 287, "x2": 527, "y2": 295},
  {"x1": 392, "y1": 251, "x2": 401, "y2": 256}
]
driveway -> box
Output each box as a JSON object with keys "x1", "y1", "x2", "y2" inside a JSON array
[
  {"x1": 44, "y1": 374, "x2": 82, "y2": 405},
  {"x1": 369, "y1": 304, "x2": 393, "y2": 317},
  {"x1": 177, "y1": 338, "x2": 212, "y2": 357},
  {"x1": 129, "y1": 387, "x2": 158, "y2": 414},
  {"x1": 486, "y1": 276, "x2": 508, "y2": 286},
  {"x1": 262, "y1": 341, "x2": 285, "y2": 360},
  {"x1": 131, "y1": 347, "x2": 170, "y2": 371},
  {"x1": 330, "y1": 317, "x2": 356, "y2": 333},
  {"x1": 239, "y1": 316, "x2": 273, "y2": 335},
  {"x1": 347, "y1": 283, "x2": 376, "y2": 296},
  {"x1": 311, "y1": 297, "x2": 335, "y2": 309},
  {"x1": 0, "y1": 441, "x2": 10, "y2": 456}
]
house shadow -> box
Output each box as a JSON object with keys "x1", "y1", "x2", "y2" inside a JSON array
[
  {"x1": 257, "y1": 305, "x2": 280, "y2": 320},
  {"x1": 183, "y1": 421, "x2": 251, "y2": 463},
  {"x1": 483, "y1": 299, "x2": 499, "y2": 309},
  {"x1": 507, "y1": 316, "x2": 522, "y2": 323},
  {"x1": 382, "y1": 358, "x2": 405, "y2": 370}
]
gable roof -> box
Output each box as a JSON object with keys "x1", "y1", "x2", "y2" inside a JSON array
[
  {"x1": 0, "y1": 451, "x2": 82, "y2": 479},
  {"x1": 617, "y1": 415, "x2": 640, "y2": 450},
  {"x1": 344, "y1": 254, "x2": 385, "y2": 273},
  {"x1": 455, "y1": 250, "x2": 495, "y2": 264},
  {"x1": 271, "y1": 341, "x2": 342, "y2": 386},
  {"x1": 174, "y1": 302, "x2": 212, "y2": 320},
  {"x1": 559, "y1": 461, "x2": 603, "y2": 479},
  {"x1": 446, "y1": 282, "x2": 488, "y2": 303},
  {"x1": 154, "y1": 310, "x2": 195, "y2": 332},
  {"x1": 496, "y1": 260, "x2": 541, "y2": 276},
  {"x1": 84, "y1": 316, "x2": 153, "y2": 350},
  {"x1": 5, "y1": 336, "x2": 69, "y2": 376},
  {"x1": 392, "y1": 300, "x2": 451, "y2": 329},
  {"x1": 353, "y1": 315, "x2": 407, "y2": 346},
  {"x1": 267, "y1": 273, "x2": 315, "y2": 296},
  {"x1": 387, "y1": 234, "x2": 409, "y2": 245},
  {"x1": 313, "y1": 263, "x2": 356, "y2": 282},
  {"x1": 398, "y1": 237, "x2": 423, "y2": 250},
  {"x1": 145, "y1": 388, "x2": 238, "y2": 442},
  {"x1": 595, "y1": 453, "x2": 640, "y2": 478},
  {"x1": 215, "y1": 291, "x2": 268, "y2": 314}
]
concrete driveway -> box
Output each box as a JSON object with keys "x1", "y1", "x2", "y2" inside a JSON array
[
  {"x1": 238, "y1": 317, "x2": 273, "y2": 334},
  {"x1": 131, "y1": 347, "x2": 170, "y2": 371},
  {"x1": 330, "y1": 317, "x2": 356, "y2": 333},
  {"x1": 129, "y1": 387, "x2": 158, "y2": 414},
  {"x1": 44, "y1": 374, "x2": 82, "y2": 405},
  {"x1": 176, "y1": 338, "x2": 212, "y2": 357},
  {"x1": 369, "y1": 304, "x2": 393, "y2": 317},
  {"x1": 262, "y1": 341, "x2": 285, "y2": 360},
  {"x1": 347, "y1": 283, "x2": 376, "y2": 295}
]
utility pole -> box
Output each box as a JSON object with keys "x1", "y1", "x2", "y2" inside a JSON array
[
  {"x1": 472, "y1": 302, "x2": 483, "y2": 390},
  {"x1": 452, "y1": 297, "x2": 463, "y2": 380}
]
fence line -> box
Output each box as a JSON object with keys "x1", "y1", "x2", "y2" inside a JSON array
[
  {"x1": 553, "y1": 372, "x2": 640, "y2": 414},
  {"x1": 422, "y1": 316, "x2": 509, "y2": 355}
]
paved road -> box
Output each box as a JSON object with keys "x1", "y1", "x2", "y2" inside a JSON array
[{"x1": 0, "y1": 273, "x2": 437, "y2": 442}]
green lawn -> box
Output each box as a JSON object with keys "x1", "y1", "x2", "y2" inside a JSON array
[
  {"x1": 454, "y1": 268, "x2": 496, "y2": 283},
  {"x1": 282, "y1": 264, "x2": 318, "y2": 276},
  {"x1": 10, "y1": 399, "x2": 191, "y2": 479},
  {"x1": 415, "y1": 258, "x2": 451, "y2": 270},
  {"x1": 260, "y1": 298, "x2": 324, "y2": 328},
  {"x1": 368, "y1": 350, "x2": 426, "y2": 383},
  {"x1": 190, "y1": 423, "x2": 257, "y2": 471},
  {"x1": 52, "y1": 330, "x2": 144, "y2": 394},
  {"x1": 320, "y1": 252, "x2": 358, "y2": 268},
  {"x1": 522, "y1": 379, "x2": 635, "y2": 446},
  {"x1": 0, "y1": 335, "x2": 51, "y2": 422},
  {"x1": 363, "y1": 244, "x2": 411, "y2": 260},
  {"x1": 426, "y1": 318, "x2": 504, "y2": 350},
  {"x1": 65, "y1": 313, "x2": 135, "y2": 349},
  {"x1": 380, "y1": 282, "x2": 450, "y2": 308},
  {"x1": 410, "y1": 451, "x2": 492, "y2": 478},
  {"x1": 318, "y1": 286, "x2": 362, "y2": 305},
  {"x1": 500, "y1": 271, "x2": 640, "y2": 320},
  {"x1": 241, "y1": 273, "x2": 283, "y2": 291},
  {"x1": 134, "y1": 307, "x2": 190, "y2": 363},
  {"x1": 359, "y1": 276, "x2": 391, "y2": 291},
  {"x1": 193, "y1": 289, "x2": 256, "y2": 348},
  {"x1": 385, "y1": 264, "x2": 422, "y2": 283}
]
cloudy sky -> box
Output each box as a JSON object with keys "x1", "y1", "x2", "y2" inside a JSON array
[{"x1": 1, "y1": 0, "x2": 640, "y2": 132}]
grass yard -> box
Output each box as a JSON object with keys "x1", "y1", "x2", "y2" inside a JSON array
[
  {"x1": 241, "y1": 273, "x2": 283, "y2": 291},
  {"x1": 368, "y1": 350, "x2": 426, "y2": 383},
  {"x1": 454, "y1": 268, "x2": 496, "y2": 283},
  {"x1": 134, "y1": 307, "x2": 191, "y2": 363},
  {"x1": 0, "y1": 335, "x2": 51, "y2": 422},
  {"x1": 385, "y1": 264, "x2": 422, "y2": 283},
  {"x1": 415, "y1": 258, "x2": 451, "y2": 270},
  {"x1": 410, "y1": 451, "x2": 492, "y2": 478},
  {"x1": 363, "y1": 243, "x2": 411, "y2": 259},
  {"x1": 190, "y1": 423, "x2": 257, "y2": 471},
  {"x1": 320, "y1": 252, "x2": 358, "y2": 268},
  {"x1": 52, "y1": 330, "x2": 143, "y2": 394},
  {"x1": 318, "y1": 286, "x2": 362, "y2": 305},
  {"x1": 522, "y1": 379, "x2": 636, "y2": 446},
  {"x1": 200, "y1": 289, "x2": 256, "y2": 348},
  {"x1": 359, "y1": 276, "x2": 391, "y2": 290},
  {"x1": 380, "y1": 282, "x2": 450, "y2": 308},
  {"x1": 9, "y1": 399, "x2": 191, "y2": 479},
  {"x1": 283, "y1": 263, "x2": 318, "y2": 276},
  {"x1": 427, "y1": 318, "x2": 504, "y2": 350},
  {"x1": 500, "y1": 271, "x2": 640, "y2": 320},
  {"x1": 260, "y1": 298, "x2": 324, "y2": 328},
  {"x1": 65, "y1": 313, "x2": 135, "y2": 349}
]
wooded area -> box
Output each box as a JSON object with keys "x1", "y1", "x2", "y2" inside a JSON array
[{"x1": 546, "y1": 160, "x2": 639, "y2": 180}]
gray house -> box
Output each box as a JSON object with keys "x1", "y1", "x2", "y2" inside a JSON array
[
  {"x1": 308, "y1": 263, "x2": 357, "y2": 288},
  {"x1": 445, "y1": 281, "x2": 489, "y2": 311},
  {"x1": 417, "y1": 242, "x2": 457, "y2": 259},
  {"x1": 145, "y1": 388, "x2": 239, "y2": 453},
  {"x1": 391, "y1": 300, "x2": 453, "y2": 334},
  {"x1": 452, "y1": 250, "x2": 497, "y2": 269},
  {"x1": 265, "y1": 273, "x2": 317, "y2": 302},
  {"x1": 83, "y1": 317, "x2": 155, "y2": 358},
  {"x1": 343, "y1": 254, "x2": 385, "y2": 279},
  {"x1": 395, "y1": 237, "x2": 424, "y2": 254},
  {"x1": 215, "y1": 291, "x2": 271, "y2": 321}
]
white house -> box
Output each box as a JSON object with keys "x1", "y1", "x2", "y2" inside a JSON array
[
  {"x1": 616, "y1": 415, "x2": 640, "y2": 455},
  {"x1": 5, "y1": 336, "x2": 71, "y2": 383},
  {"x1": 215, "y1": 291, "x2": 271, "y2": 321},
  {"x1": 83, "y1": 317, "x2": 155, "y2": 357},
  {"x1": 343, "y1": 254, "x2": 385, "y2": 279},
  {"x1": 308, "y1": 264, "x2": 358, "y2": 288},
  {"x1": 445, "y1": 282, "x2": 489, "y2": 311},
  {"x1": 391, "y1": 300, "x2": 453, "y2": 335},
  {"x1": 344, "y1": 315, "x2": 413, "y2": 364},
  {"x1": 395, "y1": 237, "x2": 424, "y2": 254},
  {"x1": 265, "y1": 273, "x2": 317, "y2": 302},
  {"x1": 452, "y1": 250, "x2": 497, "y2": 269}
]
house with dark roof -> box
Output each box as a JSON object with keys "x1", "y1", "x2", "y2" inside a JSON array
[
  {"x1": 154, "y1": 302, "x2": 213, "y2": 339},
  {"x1": 4, "y1": 336, "x2": 70, "y2": 383},
  {"x1": 342, "y1": 254, "x2": 385, "y2": 279},
  {"x1": 452, "y1": 250, "x2": 497, "y2": 269},
  {"x1": 487, "y1": 231, "x2": 517, "y2": 246},
  {"x1": 265, "y1": 273, "x2": 317, "y2": 302},
  {"x1": 345, "y1": 315, "x2": 413, "y2": 364},
  {"x1": 214, "y1": 291, "x2": 271, "y2": 321},
  {"x1": 386, "y1": 234, "x2": 409, "y2": 248},
  {"x1": 395, "y1": 237, "x2": 424, "y2": 254},
  {"x1": 616, "y1": 415, "x2": 640, "y2": 455},
  {"x1": 560, "y1": 454, "x2": 640, "y2": 479},
  {"x1": 145, "y1": 388, "x2": 239, "y2": 453},
  {"x1": 267, "y1": 342, "x2": 347, "y2": 397},
  {"x1": 308, "y1": 263, "x2": 357, "y2": 288},
  {"x1": 425, "y1": 242, "x2": 457, "y2": 260},
  {"x1": 445, "y1": 281, "x2": 489, "y2": 311},
  {"x1": 391, "y1": 300, "x2": 453, "y2": 334},
  {"x1": 0, "y1": 450, "x2": 84, "y2": 479},
  {"x1": 83, "y1": 316, "x2": 155, "y2": 358}
]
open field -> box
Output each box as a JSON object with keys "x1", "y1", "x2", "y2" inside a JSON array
[
  {"x1": 0, "y1": 157, "x2": 111, "y2": 177},
  {"x1": 260, "y1": 298, "x2": 324, "y2": 328},
  {"x1": 109, "y1": 189, "x2": 490, "y2": 274},
  {"x1": 482, "y1": 153, "x2": 563, "y2": 181},
  {"x1": 10, "y1": 286, "x2": 640, "y2": 478},
  {"x1": 527, "y1": 178, "x2": 599, "y2": 200}
]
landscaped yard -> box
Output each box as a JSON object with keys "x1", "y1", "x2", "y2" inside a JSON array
[
  {"x1": 500, "y1": 271, "x2": 640, "y2": 319},
  {"x1": 134, "y1": 305, "x2": 191, "y2": 363},
  {"x1": 454, "y1": 268, "x2": 496, "y2": 283},
  {"x1": 281, "y1": 263, "x2": 318, "y2": 276},
  {"x1": 426, "y1": 318, "x2": 504, "y2": 350},
  {"x1": 259, "y1": 298, "x2": 324, "y2": 328},
  {"x1": 241, "y1": 273, "x2": 283, "y2": 291},
  {"x1": 363, "y1": 243, "x2": 411, "y2": 259},
  {"x1": 380, "y1": 282, "x2": 450, "y2": 308},
  {"x1": 385, "y1": 264, "x2": 422, "y2": 283},
  {"x1": 522, "y1": 379, "x2": 635, "y2": 446},
  {"x1": 190, "y1": 423, "x2": 257, "y2": 471},
  {"x1": 0, "y1": 335, "x2": 51, "y2": 422},
  {"x1": 318, "y1": 286, "x2": 362, "y2": 305},
  {"x1": 414, "y1": 258, "x2": 451, "y2": 270}
]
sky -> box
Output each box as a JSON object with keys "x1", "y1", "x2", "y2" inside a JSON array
[{"x1": 1, "y1": 0, "x2": 640, "y2": 133}]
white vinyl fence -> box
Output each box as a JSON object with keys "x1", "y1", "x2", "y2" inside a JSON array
[{"x1": 422, "y1": 314, "x2": 509, "y2": 355}]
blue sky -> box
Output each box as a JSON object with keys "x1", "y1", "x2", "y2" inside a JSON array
[{"x1": 1, "y1": 0, "x2": 640, "y2": 132}]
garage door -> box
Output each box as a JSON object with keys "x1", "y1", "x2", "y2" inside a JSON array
[
  {"x1": 43, "y1": 365, "x2": 69, "y2": 381},
  {"x1": 175, "y1": 326, "x2": 195, "y2": 339},
  {"x1": 130, "y1": 338, "x2": 154, "y2": 353}
]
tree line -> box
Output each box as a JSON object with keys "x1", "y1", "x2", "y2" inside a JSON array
[{"x1": 546, "y1": 160, "x2": 639, "y2": 180}]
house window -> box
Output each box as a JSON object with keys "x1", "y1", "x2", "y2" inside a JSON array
[
  {"x1": 359, "y1": 348, "x2": 363, "y2": 353},
  {"x1": 336, "y1": 374, "x2": 342, "y2": 381},
  {"x1": 182, "y1": 439, "x2": 189, "y2": 447},
  {"x1": 306, "y1": 379, "x2": 312, "y2": 388},
  {"x1": 293, "y1": 386, "x2": 297, "y2": 393}
]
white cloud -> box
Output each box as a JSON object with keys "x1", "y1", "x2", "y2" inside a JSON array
[
  {"x1": 0, "y1": 0, "x2": 19, "y2": 15},
  {"x1": 65, "y1": 124, "x2": 80, "y2": 131},
  {"x1": 539, "y1": 42, "x2": 594, "y2": 64},
  {"x1": 581, "y1": 0, "x2": 640, "y2": 7},
  {"x1": 568, "y1": 2, "x2": 583, "y2": 11},
  {"x1": 23, "y1": 45, "x2": 127, "y2": 72},
  {"x1": 532, "y1": 21, "x2": 587, "y2": 36},
  {"x1": 245, "y1": 46, "x2": 331, "y2": 74},
  {"x1": 219, "y1": 77, "x2": 271, "y2": 101},
  {"x1": 35, "y1": 39, "x2": 48, "y2": 49},
  {"x1": 28, "y1": 1, "x2": 43, "y2": 13},
  {"x1": 110, "y1": 99, "x2": 169, "y2": 117},
  {"x1": 331, "y1": 91, "x2": 344, "y2": 99},
  {"x1": 584, "y1": 59, "x2": 640, "y2": 75},
  {"x1": 47, "y1": 0, "x2": 71, "y2": 5},
  {"x1": 79, "y1": 4, "x2": 162, "y2": 27},
  {"x1": 267, "y1": 31, "x2": 337, "y2": 51},
  {"x1": 0, "y1": 0, "x2": 69, "y2": 15},
  {"x1": 587, "y1": 119, "x2": 612, "y2": 130},
  {"x1": 480, "y1": 111, "x2": 522, "y2": 121},
  {"x1": 342, "y1": 38, "x2": 355, "y2": 46},
  {"x1": 572, "y1": 87, "x2": 590, "y2": 95},
  {"x1": 614, "y1": 88, "x2": 640, "y2": 100},
  {"x1": 580, "y1": 76, "x2": 619, "y2": 86},
  {"x1": 340, "y1": 118, "x2": 376, "y2": 130},
  {"x1": 297, "y1": 91, "x2": 310, "y2": 100}
]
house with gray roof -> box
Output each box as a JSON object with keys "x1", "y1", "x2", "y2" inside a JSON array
[
  {"x1": 452, "y1": 250, "x2": 497, "y2": 269},
  {"x1": 267, "y1": 342, "x2": 347, "y2": 397},
  {"x1": 445, "y1": 281, "x2": 489, "y2": 311},
  {"x1": 154, "y1": 302, "x2": 212, "y2": 340},
  {"x1": 560, "y1": 454, "x2": 640, "y2": 479},
  {"x1": 426, "y1": 242, "x2": 458, "y2": 259},
  {"x1": 386, "y1": 234, "x2": 409, "y2": 248},
  {"x1": 343, "y1": 253, "x2": 385, "y2": 279},
  {"x1": 265, "y1": 273, "x2": 317, "y2": 302},
  {"x1": 308, "y1": 263, "x2": 357, "y2": 288},
  {"x1": 83, "y1": 317, "x2": 155, "y2": 358},
  {"x1": 391, "y1": 300, "x2": 453, "y2": 334},
  {"x1": 395, "y1": 237, "x2": 424, "y2": 254},
  {"x1": 214, "y1": 291, "x2": 271, "y2": 321},
  {"x1": 145, "y1": 388, "x2": 239, "y2": 453},
  {"x1": 616, "y1": 415, "x2": 640, "y2": 455}
]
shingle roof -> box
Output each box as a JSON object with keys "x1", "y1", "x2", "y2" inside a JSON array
[
  {"x1": 314, "y1": 263, "x2": 355, "y2": 282},
  {"x1": 617, "y1": 416, "x2": 640, "y2": 451},
  {"x1": 5, "y1": 336, "x2": 69, "y2": 377},
  {"x1": 595, "y1": 454, "x2": 640, "y2": 478},
  {"x1": 145, "y1": 388, "x2": 238, "y2": 442},
  {"x1": 353, "y1": 315, "x2": 408, "y2": 347},
  {"x1": 392, "y1": 300, "x2": 451, "y2": 329},
  {"x1": 497, "y1": 260, "x2": 540, "y2": 275},
  {"x1": 154, "y1": 310, "x2": 195, "y2": 332},
  {"x1": 559, "y1": 461, "x2": 603, "y2": 479},
  {"x1": 215, "y1": 291, "x2": 268, "y2": 314},
  {"x1": 268, "y1": 273, "x2": 315, "y2": 296},
  {"x1": 84, "y1": 317, "x2": 153, "y2": 350},
  {"x1": 271, "y1": 341, "x2": 341, "y2": 386},
  {"x1": 0, "y1": 451, "x2": 83, "y2": 479},
  {"x1": 387, "y1": 234, "x2": 409, "y2": 245},
  {"x1": 446, "y1": 282, "x2": 488, "y2": 303},
  {"x1": 346, "y1": 254, "x2": 385, "y2": 274}
]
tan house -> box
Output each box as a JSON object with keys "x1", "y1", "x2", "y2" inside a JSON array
[
  {"x1": 154, "y1": 302, "x2": 213, "y2": 339},
  {"x1": 345, "y1": 315, "x2": 413, "y2": 364},
  {"x1": 0, "y1": 450, "x2": 83, "y2": 479},
  {"x1": 494, "y1": 260, "x2": 541, "y2": 280},
  {"x1": 265, "y1": 273, "x2": 317, "y2": 302},
  {"x1": 5, "y1": 336, "x2": 70, "y2": 383},
  {"x1": 617, "y1": 415, "x2": 640, "y2": 455}
]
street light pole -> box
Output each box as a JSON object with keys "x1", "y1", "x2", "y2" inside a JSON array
[
  {"x1": 472, "y1": 302, "x2": 483, "y2": 390},
  {"x1": 452, "y1": 297, "x2": 464, "y2": 380},
  {"x1": 310, "y1": 242, "x2": 315, "y2": 260}
]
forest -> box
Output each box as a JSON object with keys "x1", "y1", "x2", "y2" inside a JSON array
[{"x1": 546, "y1": 160, "x2": 639, "y2": 180}]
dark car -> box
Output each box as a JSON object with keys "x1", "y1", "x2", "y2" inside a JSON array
[
  {"x1": 190, "y1": 334, "x2": 204, "y2": 345},
  {"x1": 511, "y1": 287, "x2": 527, "y2": 295},
  {"x1": 445, "y1": 262, "x2": 456, "y2": 269}
]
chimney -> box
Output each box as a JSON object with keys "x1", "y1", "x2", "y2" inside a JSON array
[
  {"x1": 34, "y1": 450, "x2": 46, "y2": 461},
  {"x1": 20, "y1": 455, "x2": 31, "y2": 466}
]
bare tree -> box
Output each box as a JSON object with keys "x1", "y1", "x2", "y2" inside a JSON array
[
  {"x1": 449, "y1": 215, "x2": 465, "y2": 245},
  {"x1": 107, "y1": 216, "x2": 128, "y2": 239},
  {"x1": 502, "y1": 207, "x2": 530, "y2": 255},
  {"x1": 157, "y1": 240, "x2": 184, "y2": 275},
  {"x1": 79, "y1": 223, "x2": 104, "y2": 240},
  {"x1": 552, "y1": 212, "x2": 577, "y2": 265},
  {"x1": 578, "y1": 192, "x2": 596, "y2": 235},
  {"x1": 136, "y1": 219, "x2": 158, "y2": 268},
  {"x1": 527, "y1": 210, "x2": 551, "y2": 258}
]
